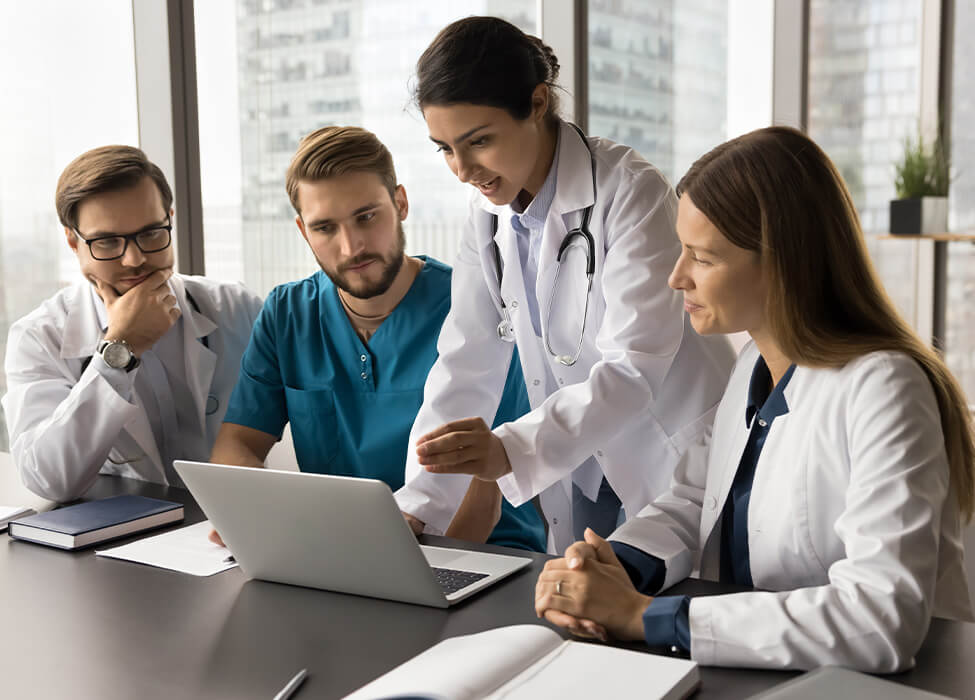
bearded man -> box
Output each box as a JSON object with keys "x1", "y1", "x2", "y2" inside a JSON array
[{"x1": 210, "y1": 126, "x2": 544, "y2": 551}]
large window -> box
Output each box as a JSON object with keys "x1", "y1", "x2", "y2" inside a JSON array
[
  {"x1": 0, "y1": 2, "x2": 139, "y2": 452},
  {"x1": 807, "y1": 0, "x2": 924, "y2": 325},
  {"x1": 948, "y1": 1, "x2": 975, "y2": 404},
  {"x1": 195, "y1": 0, "x2": 537, "y2": 297},
  {"x1": 588, "y1": 0, "x2": 773, "y2": 187}
]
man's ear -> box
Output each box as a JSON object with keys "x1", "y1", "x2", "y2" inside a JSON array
[
  {"x1": 296, "y1": 215, "x2": 309, "y2": 243},
  {"x1": 393, "y1": 184, "x2": 409, "y2": 222},
  {"x1": 65, "y1": 226, "x2": 80, "y2": 253}
]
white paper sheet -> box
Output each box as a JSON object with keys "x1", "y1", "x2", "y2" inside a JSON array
[
  {"x1": 0, "y1": 505, "x2": 36, "y2": 532},
  {"x1": 95, "y1": 520, "x2": 239, "y2": 576}
]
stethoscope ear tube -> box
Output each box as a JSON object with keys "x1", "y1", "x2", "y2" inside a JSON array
[{"x1": 489, "y1": 121, "x2": 598, "y2": 360}]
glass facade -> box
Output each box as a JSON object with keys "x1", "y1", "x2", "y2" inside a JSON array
[
  {"x1": 0, "y1": 2, "x2": 139, "y2": 452},
  {"x1": 196, "y1": 0, "x2": 536, "y2": 297},
  {"x1": 948, "y1": 1, "x2": 975, "y2": 405},
  {"x1": 807, "y1": 0, "x2": 923, "y2": 331},
  {"x1": 588, "y1": 0, "x2": 730, "y2": 186}
]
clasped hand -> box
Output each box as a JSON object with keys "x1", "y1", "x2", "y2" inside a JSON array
[{"x1": 535, "y1": 528, "x2": 652, "y2": 643}]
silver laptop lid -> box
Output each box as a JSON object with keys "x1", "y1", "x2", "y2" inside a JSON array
[{"x1": 173, "y1": 461, "x2": 452, "y2": 607}]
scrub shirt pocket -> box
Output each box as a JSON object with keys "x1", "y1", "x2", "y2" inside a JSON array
[{"x1": 284, "y1": 386, "x2": 339, "y2": 472}]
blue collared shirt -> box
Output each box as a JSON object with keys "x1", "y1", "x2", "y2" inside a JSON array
[
  {"x1": 509, "y1": 130, "x2": 560, "y2": 337},
  {"x1": 611, "y1": 356, "x2": 797, "y2": 652}
]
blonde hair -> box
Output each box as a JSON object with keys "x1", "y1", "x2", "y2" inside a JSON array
[
  {"x1": 678, "y1": 126, "x2": 975, "y2": 521},
  {"x1": 56, "y1": 145, "x2": 172, "y2": 230},
  {"x1": 286, "y1": 126, "x2": 397, "y2": 214}
]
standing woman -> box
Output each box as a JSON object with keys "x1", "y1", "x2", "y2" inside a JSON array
[
  {"x1": 534, "y1": 126, "x2": 975, "y2": 671},
  {"x1": 395, "y1": 17, "x2": 735, "y2": 553}
]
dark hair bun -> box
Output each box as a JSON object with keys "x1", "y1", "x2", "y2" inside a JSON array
[
  {"x1": 415, "y1": 16, "x2": 561, "y2": 122},
  {"x1": 527, "y1": 34, "x2": 560, "y2": 83}
]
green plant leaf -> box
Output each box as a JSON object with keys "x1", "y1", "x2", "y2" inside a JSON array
[{"x1": 894, "y1": 133, "x2": 950, "y2": 198}]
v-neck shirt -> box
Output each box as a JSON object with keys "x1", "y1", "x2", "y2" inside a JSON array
[{"x1": 223, "y1": 256, "x2": 546, "y2": 551}]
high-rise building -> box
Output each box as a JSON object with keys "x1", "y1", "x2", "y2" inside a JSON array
[
  {"x1": 947, "y1": 1, "x2": 975, "y2": 404},
  {"x1": 588, "y1": 0, "x2": 728, "y2": 185},
  {"x1": 209, "y1": 0, "x2": 535, "y2": 296},
  {"x1": 807, "y1": 0, "x2": 923, "y2": 327}
]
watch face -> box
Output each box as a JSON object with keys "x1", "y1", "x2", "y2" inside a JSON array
[{"x1": 103, "y1": 342, "x2": 132, "y2": 369}]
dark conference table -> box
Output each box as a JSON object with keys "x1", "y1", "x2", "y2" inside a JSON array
[{"x1": 2, "y1": 476, "x2": 972, "y2": 699}]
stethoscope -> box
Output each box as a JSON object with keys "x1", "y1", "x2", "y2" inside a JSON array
[{"x1": 492, "y1": 122, "x2": 597, "y2": 367}]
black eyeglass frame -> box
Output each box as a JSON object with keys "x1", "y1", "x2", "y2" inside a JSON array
[{"x1": 73, "y1": 218, "x2": 173, "y2": 261}]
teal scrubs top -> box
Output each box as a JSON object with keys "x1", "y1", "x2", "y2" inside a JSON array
[{"x1": 224, "y1": 256, "x2": 545, "y2": 551}]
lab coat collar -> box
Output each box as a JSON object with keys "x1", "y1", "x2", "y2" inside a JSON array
[
  {"x1": 60, "y1": 282, "x2": 104, "y2": 360},
  {"x1": 551, "y1": 120, "x2": 595, "y2": 215},
  {"x1": 169, "y1": 275, "x2": 218, "y2": 431},
  {"x1": 169, "y1": 275, "x2": 218, "y2": 342}
]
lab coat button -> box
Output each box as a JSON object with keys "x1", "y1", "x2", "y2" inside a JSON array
[
  {"x1": 511, "y1": 300, "x2": 519, "y2": 309},
  {"x1": 533, "y1": 379, "x2": 540, "y2": 386},
  {"x1": 706, "y1": 497, "x2": 718, "y2": 510},
  {"x1": 758, "y1": 418, "x2": 768, "y2": 427},
  {"x1": 558, "y1": 377, "x2": 564, "y2": 385},
  {"x1": 360, "y1": 372, "x2": 367, "y2": 380},
  {"x1": 596, "y1": 450, "x2": 604, "y2": 457},
  {"x1": 552, "y1": 518, "x2": 559, "y2": 525},
  {"x1": 360, "y1": 354, "x2": 367, "y2": 362}
]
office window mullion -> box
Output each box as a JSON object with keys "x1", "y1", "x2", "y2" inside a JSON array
[
  {"x1": 132, "y1": 0, "x2": 206, "y2": 276},
  {"x1": 540, "y1": 0, "x2": 587, "y2": 128}
]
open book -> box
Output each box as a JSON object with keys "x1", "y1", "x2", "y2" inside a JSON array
[{"x1": 344, "y1": 625, "x2": 699, "y2": 700}]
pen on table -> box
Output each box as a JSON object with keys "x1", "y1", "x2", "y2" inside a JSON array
[{"x1": 273, "y1": 668, "x2": 308, "y2": 700}]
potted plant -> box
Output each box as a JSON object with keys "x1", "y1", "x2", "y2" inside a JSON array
[{"x1": 890, "y1": 134, "x2": 949, "y2": 235}]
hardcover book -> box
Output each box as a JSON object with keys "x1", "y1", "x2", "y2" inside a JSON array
[{"x1": 7, "y1": 495, "x2": 184, "y2": 550}]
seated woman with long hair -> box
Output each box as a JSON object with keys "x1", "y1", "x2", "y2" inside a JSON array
[{"x1": 534, "y1": 126, "x2": 974, "y2": 672}]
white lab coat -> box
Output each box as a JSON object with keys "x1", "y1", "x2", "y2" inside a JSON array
[
  {"x1": 611, "y1": 341, "x2": 974, "y2": 672},
  {"x1": 2, "y1": 274, "x2": 261, "y2": 502},
  {"x1": 397, "y1": 121, "x2": 736, "y2": 551}
]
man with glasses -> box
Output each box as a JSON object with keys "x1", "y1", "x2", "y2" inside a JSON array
[{"x1": 2, "y1": 145, "x2": 262, "y2": 502}]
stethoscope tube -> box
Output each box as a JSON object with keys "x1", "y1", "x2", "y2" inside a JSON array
[{"x1": 490, "y1": 123, "x2": 597, "y2": 367}]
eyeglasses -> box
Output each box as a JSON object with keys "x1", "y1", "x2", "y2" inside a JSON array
[{"x1": 74, "y1": 219, "x2": 173, "y2": 261}]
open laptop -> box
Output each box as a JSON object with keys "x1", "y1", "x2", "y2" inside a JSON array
[{"x1": 173, "y1": 460, "x2": 532, "y2": 608}]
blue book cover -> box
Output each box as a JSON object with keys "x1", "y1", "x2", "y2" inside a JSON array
[
  {"x1": 12, "y1": 495, "x2": 181, "y2": 535},
  {"x1": 8, "y1": 495, "x2": 184, "y2": 549}
]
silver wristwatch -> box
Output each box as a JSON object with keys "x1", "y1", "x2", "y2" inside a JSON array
[{"x1": 97, "y1": 339, "x2": 140, "y2": 372}]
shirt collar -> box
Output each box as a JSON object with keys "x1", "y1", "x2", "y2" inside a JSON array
[
  {"x1": 745, "y1": 356, "x2": 797, "y2": 428},
  {"x1": 510, "y1": 128, "x2": 561, "y2": 231}
]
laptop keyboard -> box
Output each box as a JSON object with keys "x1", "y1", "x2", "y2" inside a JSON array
[{"x1": 432, "y1": 567, "x2": 489, "y2": 595}]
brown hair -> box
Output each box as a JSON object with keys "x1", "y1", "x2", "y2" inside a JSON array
[
  {"x1": 678, "y1": 125, "x2": 975, "y2": 521},
  {"x1": 414, "y1": 16, "x2": 561, "y2": 125},
  {"x1": 286, "y1": 126, "x2": 397, "y2": 214},
  {"x1": 55, "y1": 145, "x2": 173, "y2": 230}
]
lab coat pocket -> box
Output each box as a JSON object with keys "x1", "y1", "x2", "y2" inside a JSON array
[{"x1": 284, "y1": 387, "x2": 339, "y2": 471}]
